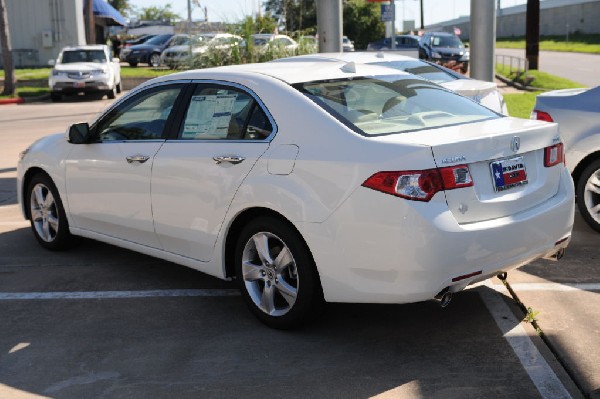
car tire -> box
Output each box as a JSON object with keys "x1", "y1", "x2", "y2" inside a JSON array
[
  {"x1": 50, "y1": 93, "x2": 61, "y2": 102},
  {"x1": 149, "y1": 53, "x2": 161, "y2": 67},
  {"x1": 234, "y1": 216, "x2": 322, "y2": 329},
  {"x1": 26, "y1": 173, "x2": 77, "y2": 250},
  {"x1": 129, "y1": 62, "x2": 138, "y2": 67},
  {"x1": 107, "y1": 86, "x2": 116, "y2": 99},
  {"x1": 576, "y1": 159, "x2": 600, "y2": 233},
  {"x1": 116, "y1": 82, "x2": 122, "y2": 94}
]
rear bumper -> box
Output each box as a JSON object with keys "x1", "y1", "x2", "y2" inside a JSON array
[{"x1": 300, "y1": 167, "x2": 575, "y2": 304}]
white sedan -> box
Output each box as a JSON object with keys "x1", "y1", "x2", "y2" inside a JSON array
[
  {"x1": 18, "y1": 61, "x2": 574, "y2": 328},
  {"x1": 532, "y1": 86, "x2": 600, "y2": 232},
  {"x1": 273, "y1": 52, "x2": 508, "y2": 115},
  {"x1": 49, "y1": 45, "x2": 121, "y2": 102}
]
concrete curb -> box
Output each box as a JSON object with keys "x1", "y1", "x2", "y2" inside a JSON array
[{"x1": 0, "y1": 97, "x2": 25, "y2": 105}]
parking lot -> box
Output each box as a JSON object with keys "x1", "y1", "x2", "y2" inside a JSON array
[{"x1": 0, "y1": 98, "x2": 598, "y2": 399}]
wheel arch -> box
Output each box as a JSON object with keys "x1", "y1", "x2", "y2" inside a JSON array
[
  {"x1": 571, "y1": 150, "x2": 600, "y2": 189},
  {"x1": 21, "y1": 167, "x2": 51, "y2": 220},
  {"x1": 222, "y1": 207, "x2": 319, "y2": 282}
]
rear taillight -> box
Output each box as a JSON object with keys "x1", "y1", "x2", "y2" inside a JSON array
[
  {"x1": 544, "y1": 143, "x2": 564, "y2": 167},
  {"x1": 362, "y1": 165, "x2": 473, "y2": 202},
  {"x1": 531, "y1": 110, "x2": 554, "y2": 122}
]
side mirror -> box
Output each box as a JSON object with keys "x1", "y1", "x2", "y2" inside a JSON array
[
  {"x1": 68, "y1": 123, "x2": 92, "y2": 144},
  {"x1": 48, "y1": 59, "x2": 56, "y2": 66}
]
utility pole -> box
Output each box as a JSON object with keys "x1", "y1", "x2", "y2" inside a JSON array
[
  {"x1": 0, "y1": 0, "x2": 15, "y2": 96},
  {"x1": 470, "y1": 0, "x2": 496, "y2": 82},
  {"x1": 420, "y1": 0, "x2": 424, "y2": 29},
  {"x1": 86, "y1": 0, "x2": 96, "y2": 44},
  {"x1": 187, "y1": 0, "x2": 192, "y2": 34},
  {"x1": 316, "y1": 0, "x2": 342, "y2": 53},
  {"x1": 525, "y1": 0, "x2": 540, "y2": 70}
]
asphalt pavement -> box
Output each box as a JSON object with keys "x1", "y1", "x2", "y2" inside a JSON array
[{"x1": 0, "y1": 95, "x2": 598, "y2": 399}]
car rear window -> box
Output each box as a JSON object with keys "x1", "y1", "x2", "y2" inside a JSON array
[{"x1": 295, "y1": 75, "x2": 499, "y2": 136}]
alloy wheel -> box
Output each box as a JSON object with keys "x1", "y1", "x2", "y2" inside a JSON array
[
  {"x1": 583, "y1": 169, "x2": 600, "y2": 226},
  {"x1": 30, "y1": 183, "x2": 59, "y2": 242},
  {"x1": 241, "y1": 232, "x2": 299, "y2": 317}
]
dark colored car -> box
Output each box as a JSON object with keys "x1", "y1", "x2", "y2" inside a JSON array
[
  {"x1": 123, "y1": 34, "x2": 156, "y2": 48},
  {"x1": 367, "y1": 35, "x2": 420, "y2": 51},
  {"x1": 119, "y1": 34, "x2": 175, "y2": 67},
  {"x1": 418, "y1": 31, "x2": 469, "y2": 73}
]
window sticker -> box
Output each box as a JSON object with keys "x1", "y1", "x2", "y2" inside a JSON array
[{"x1": 182, "y1": 94, "x2": 237, "y2": 139}]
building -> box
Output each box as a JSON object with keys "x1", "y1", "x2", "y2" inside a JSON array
[
  {"x1": 0, "y1": 0, "x2": 126, "y2": 68},
  {"x1": 427, "y1": 0, "x2": 600, "y2": 40}
]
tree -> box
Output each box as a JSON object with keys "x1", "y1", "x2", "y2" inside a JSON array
[
  {"x1": 137, "y1": 5, "x2": 181, "y2": 22},
  {"x1": 108, "y1": 0, "x2": 133, "y2": 18},
  {"x1": 0, "y1": 0, "x2": 15, "y2": 96},
  {"x1": 343, "y1": 0, "x2": 385, "y2": 50},
  {"x1": 265, "y1": 0, "x2": 316, "y2": 33}
]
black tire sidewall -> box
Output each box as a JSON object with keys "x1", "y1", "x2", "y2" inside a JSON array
[
  {"x1": 26, "y1": 173, "x2": 73, "y2": 250},
  {"x1": 576, "y1": 159, "x2": 600, "y2": 232},
  {"x1": 234, "y1": 217, "x2": 321, "y2": 329}
]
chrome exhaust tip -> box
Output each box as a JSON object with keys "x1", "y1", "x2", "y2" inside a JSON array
[
  {"x1": 543, "y1": 247, "x2": 565, "y2": 262},
  {"x1": 434, "y1": 288, "x2": 453, "y2": 308}
]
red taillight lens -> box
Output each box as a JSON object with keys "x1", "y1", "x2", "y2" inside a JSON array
[
  {"x1": 531, "y1": 110, "x2": 554, "y2": 122},
  {"x1": 362, "y1": 165, "x2": 473, "y2": 202},
  {"x1": 544, "y1": 143, "x2": 564, "y2": 167}
]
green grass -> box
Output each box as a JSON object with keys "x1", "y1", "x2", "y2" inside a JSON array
[
  {"x1": 496, "y1": 64, "x2": 585, "y2": 90},
  {"x1": 496, "y1": 33, "x2": 600, "y2": 54},
  {"x1": 503, "y1": 92, "x2": 539, "y2": 119},
  {"x1": 120, "y1": 67, "x2": 172, "y2": 78},
  {"x1": 0, "y1": 86, "x2": 49, "y2": 100},
  {"x1": 0, "y1": 68, "x2": 51, "y2": 80}
]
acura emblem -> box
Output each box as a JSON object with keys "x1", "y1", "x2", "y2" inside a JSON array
[{"x1": 511, "y1": 136, "x2": 520, "y2": 152}]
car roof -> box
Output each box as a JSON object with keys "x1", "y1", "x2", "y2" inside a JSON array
[
  {"x1": 145, "y1": 60, "x2": 410, "y2": 86},
  {"x1": 272, "y1": 52, "x2": 418, "y2": 64},
  {"x1": 61, "y1": 45, "x2": 107, "y2": 51}
]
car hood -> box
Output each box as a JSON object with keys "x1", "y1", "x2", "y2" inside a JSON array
[{"x1": 54, "y1": 63, "x2": 107, "y2": 72}]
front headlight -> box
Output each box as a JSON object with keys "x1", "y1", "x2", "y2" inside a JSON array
[
  {"x1": 52, "y1": 69, "x2": 66, "y2": 77},
  {"x1": 91, "y1": 69, "x2": 107, "y2": 75},
  {"x1": 431, "y1": 51, "x2": 442, "y2": 59}
]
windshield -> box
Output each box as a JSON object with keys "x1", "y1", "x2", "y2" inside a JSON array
[
  {"x1": 295, "y1": 75, "x2": 498, "y2": 136},
  {"x1": 61, "y1": 50, "x2": 106, "y2": 63},
  {"x1": 431, "y1": 35, "x2": 464, "y2": 48},
  {"x1": 169, "y1": 36, "x2": 189, "y2": 46},
  {"x1": 370, "y1": 61, "x2": 457, "y2": 83},
  {"x1": 253, "y1": 37, "x2": 269, "y2": 46},
  {"x1": 145, "y1": 35, "x2": 171, "y2": 45}
]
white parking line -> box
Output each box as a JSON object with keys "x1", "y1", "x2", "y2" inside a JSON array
[
  {"x1": 0, "y1": 289, "x2": 240, "y2": 300},
  {"x1": 479, "y1": 282, "x2": 572, "y2": 399}
]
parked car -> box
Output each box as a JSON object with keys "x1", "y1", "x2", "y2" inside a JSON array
[
  {"x1": 122, "y1": 34, "x2": 156, "y2": 49},
  {"x1": 419, "y1": 31, "x2": 469, "y2": 73},
  {"x1": 48, "y1": 45, "x2": 121, "y2": 102},
  {"x1": 161, "y1": 33, "x2": 243, "y2": 69},
  {"x1": 367, "y1": 35, "x2": 420, "y2": 51},
  {"x1": 119, "y1": 34, "x2": 180, "y2": 67},
  {"x1": 272, "y1": 52, "x2": 507, "y2": 114},
  {"x1": 342, "y1": 36, "x2": 355, "y2": 52},
  {"x1": 251, "y1": 34, "x2": 298, "y2": 51},
  {"x1": 160, "y1": 33, "x2": 239, "y2": 69},
  {"x1": 18, "y1": 61, "x2": 574, "y2": 328},
  {"x1": 531, "y1": 86, "x2": 600, "y2": 232}
]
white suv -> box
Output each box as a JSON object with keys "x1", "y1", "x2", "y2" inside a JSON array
[{"x1": 49, "y1": 45, "x2": 121, "y2": 102}]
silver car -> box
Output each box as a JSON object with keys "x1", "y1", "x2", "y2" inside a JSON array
[{"x1": 532, "y1": 86, "x2": 600, "y2": 232}]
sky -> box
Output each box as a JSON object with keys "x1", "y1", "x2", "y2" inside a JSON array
[{"x1": 128, "y1": 0, "x2": 529, "y2": 28}]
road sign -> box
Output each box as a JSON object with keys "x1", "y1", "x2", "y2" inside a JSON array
[{"x1": 381, "y1": 4, "x2": 392, "y2": 22}]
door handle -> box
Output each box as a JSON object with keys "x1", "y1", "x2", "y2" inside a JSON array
[
  {"x1": 213, "y1": 155, "x2": 245, "y2": 165},
  {"x1": 126, "y1": 155, "x2": 150, "y2": 164}
]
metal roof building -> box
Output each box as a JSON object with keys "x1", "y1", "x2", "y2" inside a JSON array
[{"x1": 427, "y1": 0, "x2": 600, "y2": 39}]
